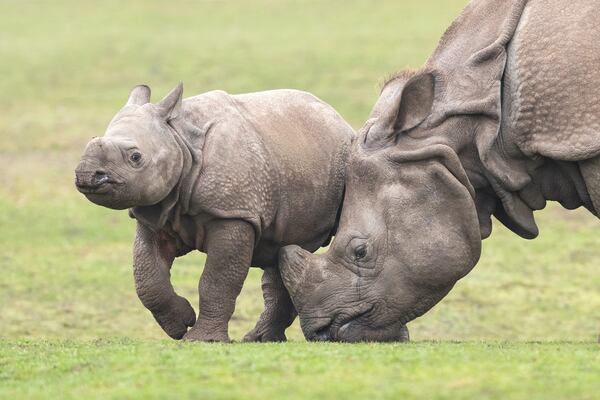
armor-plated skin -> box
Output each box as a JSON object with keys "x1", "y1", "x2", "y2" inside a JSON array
[
  {"x1": 75, "y1": 84, "x2": 353, "y2": 342},
  {"x1": 280, "y1": 0, "x2": 600, "y2": 342}
]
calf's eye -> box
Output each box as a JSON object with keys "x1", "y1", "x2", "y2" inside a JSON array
[{"x1": 130, "y1": 152, "x2": 142, "y2": 163}]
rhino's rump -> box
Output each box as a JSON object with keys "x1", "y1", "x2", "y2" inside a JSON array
[{"x1": 503, "y1": 0, "x2": 600, "y2": 161}]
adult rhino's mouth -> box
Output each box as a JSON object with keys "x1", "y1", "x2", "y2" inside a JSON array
[{"x1": 306, "y1": 303, "x2": 374, "y2": 342}]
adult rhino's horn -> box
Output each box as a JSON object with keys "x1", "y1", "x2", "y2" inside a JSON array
[
  {"x1": 157, "y1": 82, "x2": 183, "y2": 121},
  {"x1": 126, "y1": 85, "x2": 151, "y2": 106}
]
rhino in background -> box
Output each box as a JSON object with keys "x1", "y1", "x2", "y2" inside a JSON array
[
  {"x1": 75, "y1": 84, "x2": 354, "y2": 342},
  {"x1": 280, "y1": 0, "x2": 600, "y2": 342}
]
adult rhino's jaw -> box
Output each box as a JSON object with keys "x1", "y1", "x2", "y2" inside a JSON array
[
  {"x1": 279, "y1": 245, "x2": 410, "y2": 343},
  {"x1": 303, "y1": 302, "x2": 378, "y2": 342},
  {"x1": 334, "y1": 314, "x2": 410, "y2": 343}
]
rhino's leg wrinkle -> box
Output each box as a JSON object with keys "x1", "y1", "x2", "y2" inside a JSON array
[
  {"x1": 243, "y1": 267, "x2": 297, "y2": 342},
  {"x1": 579, "y1": 156, "x2": 600, "y2": 217},
  {"x1": 183, "y1": 219, "x2": 254, "y2": 342},
  {"x1": 133, "y1": 222, "x2": 196, "y2": 340}
]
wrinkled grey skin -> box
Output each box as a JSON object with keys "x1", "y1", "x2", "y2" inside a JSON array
[
  {"x1": 280, "y1": 0, "x2": 600, "y2": 342},
  {"x1": 75, "y1": 84, "x2": 353, "y2": 342}
]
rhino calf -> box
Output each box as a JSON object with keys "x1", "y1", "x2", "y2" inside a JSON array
[{"x1": 75, "y1": 83, "x2": 353, "y2": 342}]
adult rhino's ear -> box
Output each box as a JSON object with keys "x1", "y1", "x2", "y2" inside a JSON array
[
  {"x1": 157, "y1": 82, "x2": 183, "y2": 121},
  {"x1": 395, "y1": 72, "x2": 435, "y2": 132},
  {"x1": 126, "y1": 85, "x2": 151, "y2": 106},
  {"x1": 366, "y1": 71, "x2": 435, "y2": 148}
]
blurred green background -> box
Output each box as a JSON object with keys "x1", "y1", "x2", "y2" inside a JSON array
[{"x1": 1, "y1": 1, "x2": 598, "y2": 399}]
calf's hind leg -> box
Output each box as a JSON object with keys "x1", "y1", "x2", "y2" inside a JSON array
[{"x1": 243, "y1": 267, "x2": 297, "y2": 342}]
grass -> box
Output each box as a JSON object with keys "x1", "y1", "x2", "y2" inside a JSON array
[
  {"x1": 0, "y1": 0, "x2": 598, "y2": 399},
  {"x1": 1, "y1": 340, "x2": 599, "y2": 400}
]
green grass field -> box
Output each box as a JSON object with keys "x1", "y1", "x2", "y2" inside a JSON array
[{"x1": 0, "y1": 1, "x2": 598, "y2": 399}]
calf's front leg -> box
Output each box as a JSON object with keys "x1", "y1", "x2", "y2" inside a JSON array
[
  {"x1": 183, "y1": 219, "x2": 254, "y2": 342},
  {"x1": 133, "y1": 222, "x2": 196, "y2": 339}
]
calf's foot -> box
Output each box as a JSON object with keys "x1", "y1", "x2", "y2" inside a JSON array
[
  {"x1": 243, "y1": 325, "x2": 287, "y2": 342},
  {"x1": 183, "y1": 219, "x2": 254, "y2": 343},
  {"x1": 152, "y1": 295, "x2": 196, "y2": 340},
  {"x1": 182, "y1": 325, "x2": 230, "y2": 342}
]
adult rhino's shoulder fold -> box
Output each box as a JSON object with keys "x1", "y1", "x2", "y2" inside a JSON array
[{"x1": 425, "y1": 0, "x2": 535, "y2": 238}]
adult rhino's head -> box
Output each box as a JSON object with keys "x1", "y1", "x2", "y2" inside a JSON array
[
  {"x1": 280, "y1": 0, "x2": 532, "y2": 342},
  {"x1": 279, "y1": 71, "x2": 483, "y2": 342},
  {"x1": 75, "y1": 84, "x2": 185, "y2": 209}
]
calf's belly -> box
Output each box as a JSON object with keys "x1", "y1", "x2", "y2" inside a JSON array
[{"x1": 251, "y1": 226, "x2": 333, "y2": 269}]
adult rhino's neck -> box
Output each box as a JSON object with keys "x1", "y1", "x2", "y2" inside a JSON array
[
  {"x1": 462, "y1": 15, "x2": 598, "y2": 241},
  {"x1": 466, "y1": 133, "x2": 596, "y2": 240}
]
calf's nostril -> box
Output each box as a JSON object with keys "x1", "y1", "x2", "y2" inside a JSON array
[{"x1": 93, "y1": 170, "x2": 109, "y2": 185}]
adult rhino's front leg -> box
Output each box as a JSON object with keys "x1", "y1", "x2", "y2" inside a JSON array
[
  {"x1": 243, "y1": 267, "x2": 297, "y2": 342},
  {"x1": 183, "y1": 219, "x2": 254, "y2": 342},
  {"x1": 133, "y1": 222, "x2": 196, "y2": 339}
]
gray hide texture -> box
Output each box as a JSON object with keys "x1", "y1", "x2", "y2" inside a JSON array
[
  {"x1": 75, "y1": 84, "x2": 353, "y2": 342},
  {"x1": 280, "y1": 0, "x2": 600, "y2": 342}
]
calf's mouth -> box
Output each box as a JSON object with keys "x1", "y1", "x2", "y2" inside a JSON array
[{"x1": 74, "y1": 169, "x2": 119, "y2": 194}]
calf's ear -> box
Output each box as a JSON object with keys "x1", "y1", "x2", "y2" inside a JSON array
[
  {"x1": 157, "y1": 82, "x2": 183, "y2": 121},
  {"x1": 126, "y1": 85, "x2": 151, "y2": 106},
  {"x1": 366, "y1": 72, "x2": 435, "y2": 147}
]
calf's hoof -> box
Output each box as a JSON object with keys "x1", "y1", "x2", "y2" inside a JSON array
[
  {"x1": 242, "y1": 327, "x2": 287, "y2": 343},
  {"x1": 153, "y1": 295, "x2": 196, "y2": 340},
  {"x1": 182, "y1": 327, "x2": 230, "y2": 343}
]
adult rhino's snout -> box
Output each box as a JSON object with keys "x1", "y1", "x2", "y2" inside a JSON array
[{"x1": 279, "y1": 245, "x2": 311, "y2": 297}]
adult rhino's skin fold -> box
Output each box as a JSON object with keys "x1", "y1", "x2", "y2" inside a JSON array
[
  {"x1": 76, "y1": 83, "x2": 354, "y2": 342},
  {"x1": 280, "y1": 0, "x2": 600, "y2": 342}
]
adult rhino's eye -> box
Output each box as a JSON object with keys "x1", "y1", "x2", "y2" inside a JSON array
[
  {"x1": 354, "y1": 244, "x2": 367, "y2": 260},
  {"x1": 130, "y1": 152, "x2": 142, "y2": 163}
]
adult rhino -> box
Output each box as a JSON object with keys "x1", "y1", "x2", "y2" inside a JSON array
[
  {"x1": 75, "y1": 84, "x2": 353, "y2": 342},
  {"x1": 280, "y1": 0, "x2": 600, "y2": 342}
]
